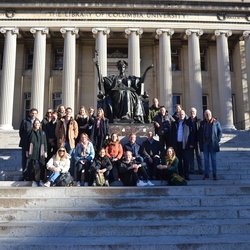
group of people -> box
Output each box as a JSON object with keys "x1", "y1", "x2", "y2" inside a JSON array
[
  {"x1": 148, "y1": 100, "x2": 222, "y2": 181},
  {"x1": 19, "y1": 98, "x2": 222, "y2": 187}
]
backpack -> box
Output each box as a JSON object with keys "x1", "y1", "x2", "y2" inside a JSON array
[
  {"x1": 168, "y1": 173, "x2": 187, "y2": 186},
  {"x1": 55, "y1": 172, "x2": 74, "y2": 187}
]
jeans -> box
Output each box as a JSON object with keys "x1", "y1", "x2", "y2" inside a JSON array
[
  {"x1": 48, "y1": 172, "x2": 60, "y2": 182},
  {"x1": 64, "y1": 141, "x2": 75, "y2": 177},
  {"x1": 203, "y1": 142, "x2": 217, "y2": 177}
]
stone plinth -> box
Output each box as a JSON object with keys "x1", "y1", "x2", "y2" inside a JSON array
[{"x1": 109, "y1": 123, "x2": 154, "y2": 137}]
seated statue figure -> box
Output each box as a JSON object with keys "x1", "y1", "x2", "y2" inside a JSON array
[{"x1": 96, "y1": 60, "x2": 153, "y2": 123}]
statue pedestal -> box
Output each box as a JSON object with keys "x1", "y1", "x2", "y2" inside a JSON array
[{"x1": 109, "y1": 123, "x2": 154, "y2": 137}]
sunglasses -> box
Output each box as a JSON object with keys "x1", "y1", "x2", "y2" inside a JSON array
[{"x1": 59, "y1": 150, "x2": 65, "y2": 152}]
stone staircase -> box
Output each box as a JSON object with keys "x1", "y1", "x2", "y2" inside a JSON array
[{"x1": 0, "y1": 130, "x2": 250, "y2": 249}]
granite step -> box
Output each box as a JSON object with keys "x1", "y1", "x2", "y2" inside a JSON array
[
  {"x1": 1, "y1": 234, "x2": 250, "y2": 250},
  {"x1": 1, "y1": 218, "x2": 250, "y2": 237}
]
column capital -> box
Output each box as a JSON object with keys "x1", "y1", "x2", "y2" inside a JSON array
[
  {"x1": 214, "y1": 30, "x2": 232, "y2": 37},
  {"x1": 125, "y1": 28, "x2": 143, "y2": 38},
  {"x1": 30, "y1": 27, "x2": 49, "y2": 36},
  {"x1": 155, "y1": 29, "x2": 174, "y2": 39},
  {"x1": 92, "y1": 28, "x2": 110, "y2": 38},
  {"x1": 0, "y1": 27, "x2": 19, "y2": 35},
  {"x1": 60, "y1": 27, "x2": 79, "y2": 37},
  {"x1": 185, "y1": 29, "x2": 203, "y2": 37},
  {"x1": 241, "y1": 31, "x2": 250, "y2": 40}
]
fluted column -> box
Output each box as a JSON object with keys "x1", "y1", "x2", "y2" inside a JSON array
[
  {"x1": 30, "y1": 28, "x2": 49, "y2": 121},
  {"x1": 243, "y1": 31, "x2": 250, "y2": 118},
  {"x1": 60, "y1": 28, "x2": 79, "y2": 113},
  {"x1": 0, "y1": 28, "x2": 19, "y2": 130},
  {"x1": 125, "y1": 28, "x2": 143, "y2": 76},
  {"x1": 186, "y1": 29, "x2": 203, "y2": 118},
  {"x1": 92, "y1": 28, "x2": 110, "y2": 77},
  {"x1": 215, "y1": 30, "x2": 235, "y2": 130},
  {"x1": 156, "y1": 29, "x2": 174, "y2": 113}
]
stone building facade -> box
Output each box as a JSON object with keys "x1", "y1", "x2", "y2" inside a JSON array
[{"x1": 0, "y1": 0, "x2": 250, "y2": 130}]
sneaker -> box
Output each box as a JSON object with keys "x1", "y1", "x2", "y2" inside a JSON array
[
  {"x1": 92, "y1": 181, "x2": 97, "y2": 187},
  {"x1": 39, "y1": 181, "x2": 44, "y2": 187},
  {"x1": 43, "y1": 181, "x2": 51, "y2": 187},
  {"x1": 104, "y1": 180, "x2": 110, "y2": 187},
  {"x1": 136, "y1": 180, "x2": 148, "y2": 187},
  {"x1": 32, "y1": 181, "x2": 38, "y2": 187},
  {"x1": 84, "y1": 182, "x2": 88, "y2": 187},
  {"x1": 76, "y1": 181, "x2": 81, "y2": 187},
  {"x1": 146, "y1": 180, "x2": 155, "y2": 186}
]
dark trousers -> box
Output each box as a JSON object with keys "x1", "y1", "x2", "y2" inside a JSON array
[
  {"x1": 188, "y1": 146, "x2": 203, "y2": 174},
  {"x1": 76, "y1": 161, "x2": 95, "y2": 185},
  {"x1": 144, "y1": 156, "x2": 161, "y2": 180},
  {"x1": 120, "y1": 166, "x2": 149, "y2": 186},
  {"x1": 176, "y1": 142, "x2": 189, "y2": 178}
]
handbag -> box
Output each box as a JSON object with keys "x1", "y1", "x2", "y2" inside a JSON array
[
  {"x1": 169, "y1": 173, "x2": 187, "y2": 186},
  {"x1": 96, "y1": 172, "x2": 106, "y2": 186},
  {"x1": 55, "y1": 172, "x2": 74, "y2": 187}
]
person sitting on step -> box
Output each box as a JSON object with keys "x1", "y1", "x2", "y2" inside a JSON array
[
  {"x1": 44, "y1": 147, "x2": 70, "y2": 187},
  {"x1": 118, "y1": 150, "x2": 154, "y2": 187}
]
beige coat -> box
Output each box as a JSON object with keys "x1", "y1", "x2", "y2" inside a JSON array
[{"x1": 55, "y1": 118, "x2": 78, "y2": 149}]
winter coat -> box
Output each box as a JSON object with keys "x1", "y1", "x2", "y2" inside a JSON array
[
  {"x1": 46, "y1": 155, "x2": 70, "y2": 173},
  {"x1": 55, "y1": 117, "x2": 78, "y2": 149},
  {"x1": 27, "y1": 129, "x2": 47, "y2": 165},
  {"x1": 105, "y1": 141, "x2": 123, "y2": 160},
  {"x1": 199, "y1": 118, "x2": 222, "y2": 152}
]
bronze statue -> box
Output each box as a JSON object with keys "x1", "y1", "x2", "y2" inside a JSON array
[{"x1": 95, "y1": 58, "x2": 153, "y2": 123}]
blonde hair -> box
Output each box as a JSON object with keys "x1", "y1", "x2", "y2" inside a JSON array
[{"x1": 55, "y1": 147, "x2": 68, "y2": 161}]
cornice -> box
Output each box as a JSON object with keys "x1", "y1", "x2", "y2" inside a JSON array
[{"x1": 0, "y1": 1, "x2": 250, "y2": 13}]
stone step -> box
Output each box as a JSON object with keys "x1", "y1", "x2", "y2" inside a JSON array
[
  {"x1": 1, "y1": 194, "x2": 250, "y2": 209},
  {"x1": 1, "y1": 218, "x2": 250, "y2": 237},
  {"x1": 1, "y1": 234, "x2": 250, "y2": 250},
  {"x1": 0, "y1": 185, "x2": 250, "y2": 197},
  {"x1": 0, "y1": 206, "x2": 249, "y2": 222}
]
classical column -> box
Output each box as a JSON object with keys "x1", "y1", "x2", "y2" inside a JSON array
[
  {"x1": 215, "y1": 30, "x2": 235, "y2": 130},
  {"x1": 125, "y1": 28, "x2": 143, "y2": 76},
  {"x1": 243, "y1": 31, "x2": 250, "y2": 118},
  {"x1": 186, "y1": 29, "x2": 203, "y2": 118},
  {"x1": 30, "y1": 28, "x2": 49, "y2": 121},
  {"x1": 156, "y1": 29, "x2": 174, "y2": 113},
  {"x1": 0, "y1": 28, "x2": 19, "y2": 130},
  {"x1": 60, "y1": 28, "x2": 79, "y2": 113},
  {"x1": 92, "y1": 28, "x2": 110, "y2": 77}
]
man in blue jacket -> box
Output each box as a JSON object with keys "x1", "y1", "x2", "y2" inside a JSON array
[{"x1": 199, "y1": 109, "x2": 222, "y2": 180}]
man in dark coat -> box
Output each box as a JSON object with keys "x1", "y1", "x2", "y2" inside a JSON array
[{"x1": 19, "y1": 108, "x2": 38, "y2": 173}]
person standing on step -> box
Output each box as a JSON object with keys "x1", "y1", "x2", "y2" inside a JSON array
[
  {"x1": 90, "y1": 108, "x2": 109, "y2": 153},
  {"x1": 55, "y1": 107, "x2": 78, "y2": 176},
  {"x1": 148, "y1": 97, "x2": 160, "y2": 124},
  {"x1": 118, "y1": 150, "x2": 154, "y2": 186},
  {"x1": 42, "y1": 109, "x2": 57, "y2": 163},
  {"x1": 26, "y1": 119, "x2": 47, "y2": 187},
  {"x1": 199, "y1": 109, "x2": 222, "y2": 180},
  {"x1": 171, "y1": 110, "x2": 190, "y2": 180},
  {"x1": 75, "y1": 106, "x2": 91, "y2": 142},
  {"x1": 186, "y1": 107, "x2": 203, "y2": 175},
  {"x1": 153, "y1": 106, "x2": 175, "y2": 151},
  {"x1": 74, "y1": 133, "x2": 95, "y2": 186},
  {"x1": 19, "y1": 108, "x2": 38, "y2": 176}
]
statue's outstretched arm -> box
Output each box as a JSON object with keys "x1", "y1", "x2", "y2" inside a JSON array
[{"x1": 140, "y1": 64, "x2": 154, "y2": 83}]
